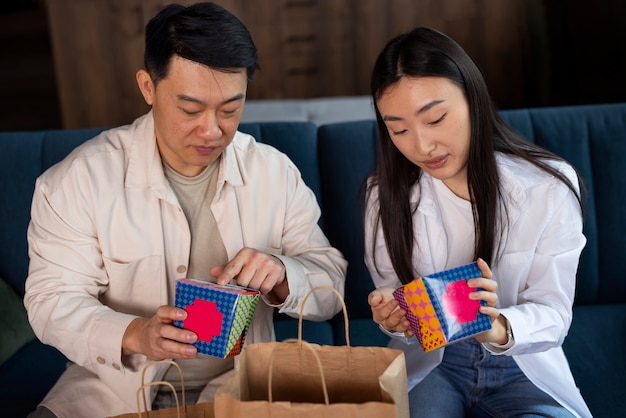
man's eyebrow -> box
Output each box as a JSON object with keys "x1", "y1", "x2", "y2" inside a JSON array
[
  {"x1": 382, "y1": 99, "x2": 445, "y2": 122},
  {"x1": 176, "y1": 93, "x2": 245, "y2": 106}
]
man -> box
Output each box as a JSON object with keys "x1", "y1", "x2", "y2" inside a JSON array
[{"x1": 24, "y1": 3, "x2": 347, "y2": 417}]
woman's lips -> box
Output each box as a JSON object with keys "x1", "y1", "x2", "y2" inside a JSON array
[{"x1": 424, "y1": 155, "x2": 448, "y2": 169}]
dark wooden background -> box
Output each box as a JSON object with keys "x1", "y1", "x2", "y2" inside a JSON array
[{"x1": 1, "y1": 0, "x2": 625, "y2": 131}]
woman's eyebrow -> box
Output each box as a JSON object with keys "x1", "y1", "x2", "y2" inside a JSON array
[
  {"x1": 382, "y1": 99, "x2": 445, "y2": 122},
  {"x1": 415, "y1": 99, "x2": 444, "y2": 116}
]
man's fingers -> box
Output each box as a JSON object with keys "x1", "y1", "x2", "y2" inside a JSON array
[
  {"x1": 156, "y1": 305, "x2": 187, "y2": 322},
  {"x1": 214, "y1": 249, "x2": 286, "y2": 292},
  {"x1": 210, "y1": 266, "x2": 225, "y2": 280},
  {"x1": 214, "y1": 248, "x2": 250, "y2": 285}
]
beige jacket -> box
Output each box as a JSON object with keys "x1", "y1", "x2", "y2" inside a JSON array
[{"x1": 25, "y1": 112, "x2": 347, "y2": 417}]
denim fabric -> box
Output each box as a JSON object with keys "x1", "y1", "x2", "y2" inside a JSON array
[
  {"x1": 409, "y1": 339, "x2": 575, "y2": 418},
  {"x1": 152, "y1": 387, "x2": 204, "y2": 410}
]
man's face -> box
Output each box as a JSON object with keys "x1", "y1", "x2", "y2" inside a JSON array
[{"x1": 137, "y1": 55, "x2": 248, "y2": 177}]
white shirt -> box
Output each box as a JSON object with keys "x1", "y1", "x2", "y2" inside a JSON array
[{"x1": 364, "y1": 153, "x2": 591, "y2": 418}]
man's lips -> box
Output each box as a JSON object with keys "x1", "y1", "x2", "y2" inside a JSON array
[
  {"x1": 193, "y1": 145, "x2": 216, "y2": 155},
  {"x1": 423, "y1": 155, "x2": 448, "y2": 169}
]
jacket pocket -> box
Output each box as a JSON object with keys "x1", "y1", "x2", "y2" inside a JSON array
[{"x1": 101, "y1": 255, "x2": 163, "y2": 316}]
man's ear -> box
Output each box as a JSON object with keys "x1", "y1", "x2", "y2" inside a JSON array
[{"x1": 136, "y1": 69, "x2": 155, "y2": 106}]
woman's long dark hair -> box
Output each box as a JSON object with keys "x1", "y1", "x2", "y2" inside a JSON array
[{"x1": 367, "y1": 27, "x2": 584, "y2": 284}]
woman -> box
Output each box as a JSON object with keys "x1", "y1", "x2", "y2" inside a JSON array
[{"x1": 364, "y1": 27, "x2": 591, "y2": 418}]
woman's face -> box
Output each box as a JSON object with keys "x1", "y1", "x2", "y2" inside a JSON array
[{"x1": 376, "y1": 76, "x2": 472, "y2": 199}]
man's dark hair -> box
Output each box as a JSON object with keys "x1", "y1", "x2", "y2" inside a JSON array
[{"x1": 144, "y1": 2, "x2": 259, "y2": 84}]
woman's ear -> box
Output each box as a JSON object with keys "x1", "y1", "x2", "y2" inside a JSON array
[{"x1": 136, "y1": 69, "x2": 155, "y2": 106}]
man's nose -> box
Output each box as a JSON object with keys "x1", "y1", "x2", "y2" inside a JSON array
[{"x1": 197, "y1": 112, "x2": 222, "y2": 139}]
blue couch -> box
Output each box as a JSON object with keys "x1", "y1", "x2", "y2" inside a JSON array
[{"x1": 1, "y1": 102, "x2": 625, "y2": 417}]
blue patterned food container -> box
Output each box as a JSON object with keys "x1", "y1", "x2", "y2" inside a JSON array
[
  {"x1": 392, "y1": 262, "x2": 492, "y2": 351},
  {"x1": 174, "y1": 279, "x2": 260, "y2": 358}
]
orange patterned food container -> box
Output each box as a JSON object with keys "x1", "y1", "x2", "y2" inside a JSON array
[{"x1": 393, "y1": 262, "x2": 492, "y2": 352}]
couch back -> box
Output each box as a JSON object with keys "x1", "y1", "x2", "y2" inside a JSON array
[{"x1": 1, "y1": 102, "x2": 624, "y2": 323}]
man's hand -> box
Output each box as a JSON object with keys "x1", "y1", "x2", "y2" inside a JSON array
[
  {"x1": 211, "y1": 247, "x2": 289, "y2": 304},
  {"x1": 122, "y1": 305, "x2": 198, "y2": 360}
]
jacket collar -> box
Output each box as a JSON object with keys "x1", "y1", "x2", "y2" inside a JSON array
[
  {"x1": 410, "y1": 153, "x2": 528, "y2": 270},
  {"x1": 415, "y1": 153, "x2": 527, "y2": 219},
  {"x1": 123, "y1": 111, "x2": 247, "y2": 202},
  {"x1": 215, "y1": 132, "x2": 246, "y2": 199}
]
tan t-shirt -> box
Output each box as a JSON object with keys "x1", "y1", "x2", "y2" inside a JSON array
[{"x1": 162, "y1": 159, "x2": 233, "y2": 390}]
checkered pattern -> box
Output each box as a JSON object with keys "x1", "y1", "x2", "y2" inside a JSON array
[
  {"x1": 393, "y1": 262, "x2": 492, "y2": 352},
  {"x1": 224, "y1": 292, "x2": 259, "y2": 358},
  {"x1": 174, "y1": 279, "x2": 260, "y2": 358},
  {"x1": 394, "y1": 279, "x2": 446, "y2": 351}
]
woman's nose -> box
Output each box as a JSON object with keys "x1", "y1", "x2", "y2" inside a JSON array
[{"x1": 414, "y1": 130, "x2": 435, "y2": 156}]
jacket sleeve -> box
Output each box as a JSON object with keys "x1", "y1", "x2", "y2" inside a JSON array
[
  {"x1": 25, "y1": 172, "x2": 144, "y2": 375},
  {"x1": 271, "y1": 162, "x2": 348, "y2": 321}
]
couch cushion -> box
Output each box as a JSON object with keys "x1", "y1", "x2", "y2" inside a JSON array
[
  {"x1": 563, "y1": 304, "x2": 626, "y2": 417},
  {"x1": 0, "y1": 339, "x2": 68, "y2": 418},
  {"x1": 318, "y1": 121, "x2": 378, "y2": 321},
  {"x1": 0, "y1": 277, "x2": 35, "y2": 365},
  {"x1": 0, "y1": 132, "x2": 49, "y2": 295}
]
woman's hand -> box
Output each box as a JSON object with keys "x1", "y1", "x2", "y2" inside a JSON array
[
  {"x1": 471, "y1": 258, "x2": 509, "y2": 345},
  {"x1": 368, "y1": 286, "x2": 414, "y2": 338}
]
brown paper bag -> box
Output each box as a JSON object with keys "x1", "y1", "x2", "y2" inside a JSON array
[
  {"x1": 109, "y1": 360, "x2": 215, "y2": 418},
  {"x1": 214, "y1": 286, "x2": 409, "y2": 418}
]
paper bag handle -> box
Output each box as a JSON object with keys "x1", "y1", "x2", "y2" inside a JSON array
[
  {"x1": 267, "y1": 339, "x2": 329, "y2": 405},
  {"x1": 298, "y1": 285, "x2": 350, "y2": 347},
  {"x1": 138, "y1": 360, "x2": 186, "y2": 416},
  {"x1": 135, "y1": 381, "x2": 181, "y2": 418}
]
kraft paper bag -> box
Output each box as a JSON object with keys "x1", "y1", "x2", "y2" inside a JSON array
[
  {"x1": 108, "y1": 360, "x2": 215, "y2": 418},
  {"x1": 214, "y1": 286, "x2": 409, "y2": 418}
]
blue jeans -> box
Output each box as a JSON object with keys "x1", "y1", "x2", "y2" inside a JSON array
[{"x1": 409, "y1": 339, "x2": 575, "y2": 418}]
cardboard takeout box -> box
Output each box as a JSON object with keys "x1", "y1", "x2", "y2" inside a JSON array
[
  {"x1": 393, "y1": 262, "x2": 492, "y2": 352},
  {"x1": 174, "y1": 279, "x2": 260, "y2": 358}
]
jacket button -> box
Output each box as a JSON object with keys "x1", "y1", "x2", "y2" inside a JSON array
[
  {"x1": 112, "y1": 363, "x2": 121, "y2": 371},
  {"x1": 177, "y1": 265, "x2": 186, "y2": 274},
  {"x1": 97, "y1": 356, "x2": 105, "y2": 364}
]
